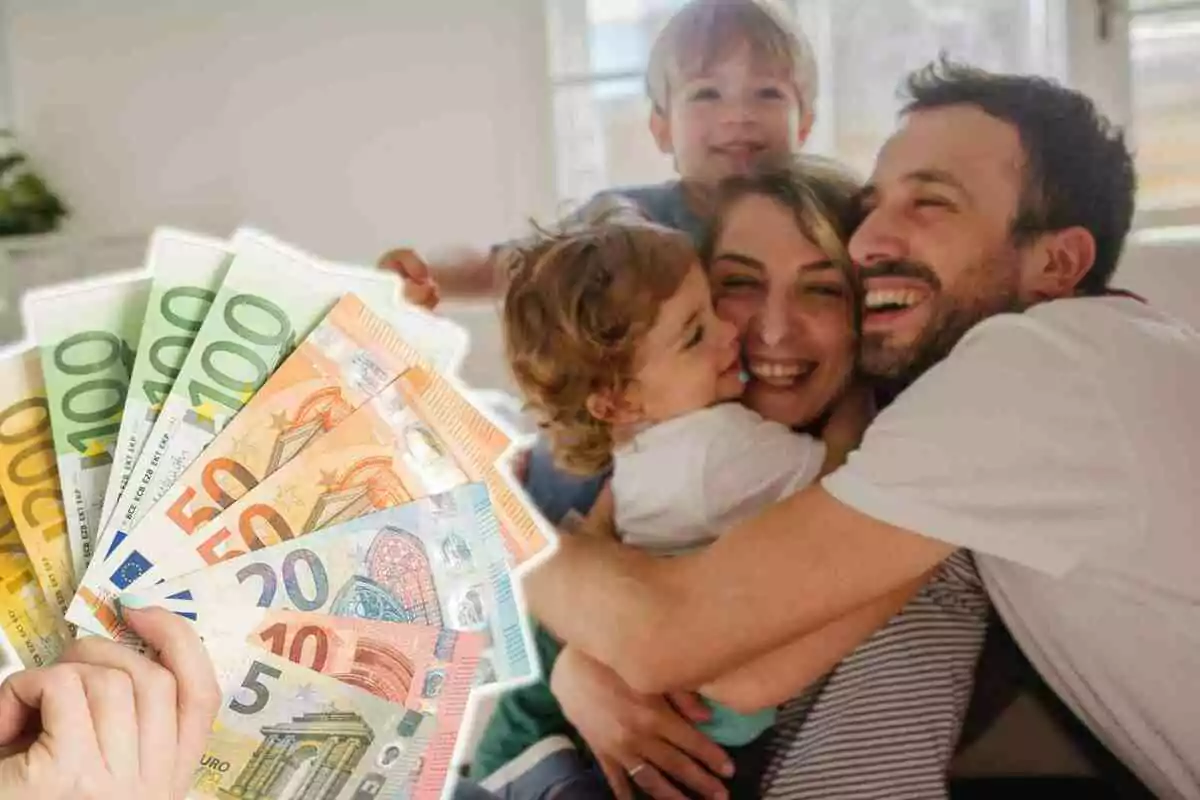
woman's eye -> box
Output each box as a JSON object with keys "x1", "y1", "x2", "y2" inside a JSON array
[{"x1": 718, "y1": 275, "x2": 760, "y2": 289}]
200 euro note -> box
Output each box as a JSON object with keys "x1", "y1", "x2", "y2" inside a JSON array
[
  {"x1": 0, "y1": 495, "x2": 65, "y2": 678},
  {"x1": 96, "y1": 229, "x2": 233, "y2": 534},
  {"x1": 0, "y1": 346, "x2": 73, "y2": 622},
  {"x1": 94, "y1": 230, "x2": 401, "y2": 568},
  {"x1": 123, "y1": 485, "x2": 532, "y2": 684},
  {"x1": 191, "y1": 648, "x2": 438, "y2": 800},
  {"x1": 25, "y1": 273, "x2": 150, "y2": 578},
  {"x1": 70, "y1": 293, "x2": 428, "y2": 634},
  {"x1": 191, "y1": 609, "x2": 485, "y2": 798}
]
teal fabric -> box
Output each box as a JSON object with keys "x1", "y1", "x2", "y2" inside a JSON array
[{"x1": 699, "y1": 700, "x2": 777, "y2": 746}]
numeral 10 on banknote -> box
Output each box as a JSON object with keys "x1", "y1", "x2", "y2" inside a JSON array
[
  {"x1": 185, "y1": 295, "x2": 293, "y2": 433},
  {"x1": 53, "y1": 333, "x2": 134, "y2": 468}
]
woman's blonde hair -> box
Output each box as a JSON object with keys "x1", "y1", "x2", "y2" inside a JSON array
[{"x1": 502, "y1": 216, "x2": 696, "y2": 475}]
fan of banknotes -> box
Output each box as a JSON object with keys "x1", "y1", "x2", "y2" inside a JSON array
[{"x1": 0, "y1": 227, "x2": 552, "y2": 799}]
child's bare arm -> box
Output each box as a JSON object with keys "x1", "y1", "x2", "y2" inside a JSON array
[
  {"x1": 378, "y1": 245, "x2": 504, "y2": 308},
  {"x1": 699, "y1": 574, "x2": 929, "y2": 714}
]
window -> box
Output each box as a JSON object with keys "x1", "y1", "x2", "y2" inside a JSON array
[{"x1": 544, "y1": 0, "x2": 1200, "y2": 227}]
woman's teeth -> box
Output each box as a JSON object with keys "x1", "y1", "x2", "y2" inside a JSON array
[{"x1": 747, "y1": 361, "x2": 810, "y2": 386}]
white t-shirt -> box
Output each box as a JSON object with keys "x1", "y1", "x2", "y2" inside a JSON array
[
  {"x1": 823, "y1": 296, "x2": 1200, "y2": 800},
  {"x1": 613, "y1": 403, "x2": 826, "y2": 555}
]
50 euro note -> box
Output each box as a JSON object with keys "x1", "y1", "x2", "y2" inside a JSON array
[
  {"x1": 0, "y1": 495, "x2": 65, "y2": 678},
  {"x1": 122, "y1": 484, "x2": 533, "y2": 684},
  {"x1": 176, "y1": 609, "x2": 484, "y2": 798},
  {"x1": 94, "y1": 230, "x2": 401, "y2": 567},
  {"x1": 25, "y1": 273, "x2": 151, "y2": 578},
  {"x1": 0, "y1": 346, "x2": 73, "y2": 622},
  {"x1": 70, "y1": 293, "x2": 427, "y2": 633},
  {"x1": 123, "y1": 363, "x2": 545, "y2": 589},
  {"x1": 96, "y1": 229, "x2": 234, "y2": 534},
  {"x1": 191, "y1": 648, "x2": 439, "y2": 800}
]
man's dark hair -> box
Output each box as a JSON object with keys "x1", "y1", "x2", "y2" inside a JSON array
[{"x1": 901, "y1": 58, "x2": 1136, "y2": 296}]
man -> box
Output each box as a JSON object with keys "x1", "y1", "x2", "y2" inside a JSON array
[{"x1": 524, "y1": 60, "x2": 1200, "y2": 800}]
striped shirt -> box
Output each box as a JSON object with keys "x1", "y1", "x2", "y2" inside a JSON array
[{"x1": 761, "y1": 550, "x2": 989, "y2": 799}]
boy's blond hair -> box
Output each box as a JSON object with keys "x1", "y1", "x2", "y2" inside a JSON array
[
  {"x1": 502, "y1": 220, "x2": 695, "y2": 475},
  {"x1": 646, "y1": 0, "x2": 818, "y2": 116}
]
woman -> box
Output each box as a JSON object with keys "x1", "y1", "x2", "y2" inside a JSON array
[{"x1": 472, "y1": 161, "x2": 988, "y2": 800}]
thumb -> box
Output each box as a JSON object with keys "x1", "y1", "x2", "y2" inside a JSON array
[
  {"x1": 667, "y1": 691, "x2": 713, "y2": 724},
  {"x1": 379, "y1": 248, "x2": 430, "y2": 283}
]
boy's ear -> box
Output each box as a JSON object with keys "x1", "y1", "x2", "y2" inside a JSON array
[
  {"x1": 586, "y1": 386, "x2": 643, "y2": 427},
  {"x1": 796, "y1": 106, "x2": 815, "y2": 149},
  {"x1": 1020, "y1": 226, "x2": 1097, "y2": 301},
  {"x1": 649, "y1": 108, "x2": 675, "y2": 156}
]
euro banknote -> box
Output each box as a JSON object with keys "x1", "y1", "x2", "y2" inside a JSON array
[{"x1": 0, "y1": 495, "x2": 65, "y2": 676}]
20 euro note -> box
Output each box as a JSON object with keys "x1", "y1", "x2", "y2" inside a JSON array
[
  {"x1": 0, "y1": 495, "x2": 65, "y2": 677},
  {"x1": 122, "y1": 484, "x2": 532, "y2": 684},
  {"x1": 25, "y1": 273, "x2": 150, "y2": 578},
  {"x1": 191, "y1": 648, "x2": 438, "y2": 800},
  {"x1": 184, "y1": 609, "x2": 485, "y2": 797},
  {"x1": 95, "y1": 230, "x2": 401, "y2": 565},
  {"x1": 71, "y1": 293, "x2": 429, "y2": 634},
  {"x1": 96, "y1": 229, "x2": 234, "y2": 534},
  {"x1": 0, "y1": 346, "x2": 74, "y2": 622}
]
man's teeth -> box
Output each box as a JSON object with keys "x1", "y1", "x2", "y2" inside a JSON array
[{"x1": 865, "y1": 288, "x2": 923, "y2": 311}]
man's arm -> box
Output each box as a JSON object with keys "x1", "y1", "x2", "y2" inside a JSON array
[
  {"x1": 522, "y1": 485, "x2": 955, "y2": 694},
  {"x1": 699, "y1": 574, "x2": 928, "y2": 713}
]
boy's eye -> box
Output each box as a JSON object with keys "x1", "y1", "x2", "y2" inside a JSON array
[
  {"x1": 689, "y1": 87, "x2": 720, "y2": 102},
  {"x1": 756, "y1": 86, "x2": 786, "y2": 100},
  {"x1": 685, "y1": 325, "x2": 705, "y2": 349}
]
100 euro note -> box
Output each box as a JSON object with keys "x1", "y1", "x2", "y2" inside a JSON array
[
  {"x1": 0, "y1": 494, "x2": 65, "y2": 678},
  {"x1": 123, "y1": 484, "x2": 532, "y2": 684},
  {"x1": 71, "y1": 292, "x2": 428, "y2": 633},
  {"x1": 96, "y1": 229, "x2": 234, "y2": 535},
  {"x1": 0, "y1": 346, "x2": 74, "y2": 623},
  {"x1": 25, "y1": 273, "x2": 151, "y2": 578},
  {"x1": 94, "y1": 230, "x2": 402, "y2": 567},
  {"x1": 192, "y1": 648, "x2": 438, "y2": 800},
  {"x1": 185, "y1": 609, "x2": 485, "y2": 798}
]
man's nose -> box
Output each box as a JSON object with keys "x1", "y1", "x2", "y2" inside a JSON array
[{"x1": 849, "y1": 207, "x2": 908, "y2": 267}]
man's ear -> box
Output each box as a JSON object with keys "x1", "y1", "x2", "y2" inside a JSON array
[
  {"x1": 650, "y1": 108, "x2": 674, "y2": 156},
  {"x1": 586, "y1": 385, "x2": 643, "y2": 427},
  {"x1": 1022, "y1": 226, "x2": 1097, "y2": 301}
]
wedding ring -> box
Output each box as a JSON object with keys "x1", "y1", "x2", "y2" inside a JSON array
[{"x1": 628, "y1": 762, "x2": 648, "y2": 778}]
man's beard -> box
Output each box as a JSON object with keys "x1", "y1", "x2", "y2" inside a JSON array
[{"x1": 858, "y1": 257, "x2": 1022, "y2": 392}]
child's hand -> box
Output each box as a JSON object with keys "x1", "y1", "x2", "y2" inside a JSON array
[{"x1": 378, "y1": 247, "x2": 441, "y2": 310}]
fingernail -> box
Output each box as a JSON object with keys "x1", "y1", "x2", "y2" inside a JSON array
[
  {"x1": 721, "y1": 761, "x2": 735, "y2": 777},
  {"x1": 118, "y1": 594, "x2": 153, "y2": 611}
]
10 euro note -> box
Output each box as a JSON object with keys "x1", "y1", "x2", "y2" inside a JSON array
[
  {"x1": 192, "y1": 648, "x2": 438, "y2": 800},
  {"x1": 96, "y1": 229, "x2": 233, "y2": 535},
  {"x1": 180, "y1": 608, "x2": 485, "y2": 797},
  {"x1": 25, "y1": 273, "x2": 151, "y2": 578},
  {"x1": 70, "y1": 293, "x2": 426, "y2": 633},
  {"x1": 0, "y1": 495, "x2": 65, "y2": 678},
  {"x1": 95, "y1": 230, "x2": 401, "y2": 563},
  {"x1": 122, "y1": 484, "x2": 532, "y2": 684},
  {"x1": 0, "y1": 346, "x2": 74, "y2": 622}
]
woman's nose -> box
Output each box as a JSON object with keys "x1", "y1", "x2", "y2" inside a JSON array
[{"x1": 756, "y1": 296, "x2": 790, "y2": 347}]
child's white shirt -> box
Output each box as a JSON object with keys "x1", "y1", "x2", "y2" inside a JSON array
[{"x1": 612, "y1": 403, "x2": 826, "y2": 555}]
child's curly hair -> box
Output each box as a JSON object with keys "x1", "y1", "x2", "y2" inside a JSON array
[{"x1": 502, "y1": 214, "x2": 696, "y2": 476}]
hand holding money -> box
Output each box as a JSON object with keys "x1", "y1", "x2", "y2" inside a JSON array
[{"x1": 0, "y1": 606, "x2": 220, "y2": 800}]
